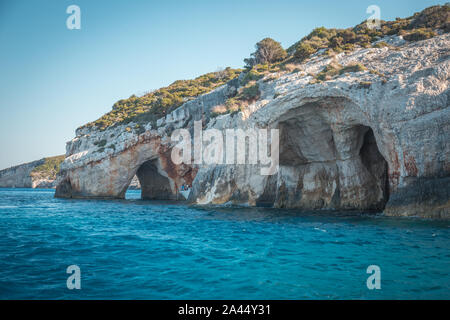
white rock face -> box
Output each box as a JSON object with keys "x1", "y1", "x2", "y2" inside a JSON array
[{"x1": 56, "y1": 33, "x2": 450, "y2": 218}]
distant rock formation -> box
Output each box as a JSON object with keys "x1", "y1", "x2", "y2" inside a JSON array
[{"x1": 0, "y1": 155, "x2": 64, "y2": 189}]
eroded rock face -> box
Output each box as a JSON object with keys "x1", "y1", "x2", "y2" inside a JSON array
[{"x1": 56, "y1": 33, "x2": 450, "y2": 218}]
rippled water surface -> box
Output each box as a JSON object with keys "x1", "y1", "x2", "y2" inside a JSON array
[{"x1": 0, "y1": 188, "x2": 449, "y2": 299}]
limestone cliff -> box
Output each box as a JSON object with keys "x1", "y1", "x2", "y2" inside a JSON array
[{"x1": 56, "y1": 31, "x2": 449, "y2": 218}]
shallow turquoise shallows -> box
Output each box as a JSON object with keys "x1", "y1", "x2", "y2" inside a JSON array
[{"x1": 0, "y1": 188, "x2": 448, "y2": 300}]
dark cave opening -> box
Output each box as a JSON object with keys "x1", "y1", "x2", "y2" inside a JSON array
[
  {"x1": 135, "y1": 159, "x2": 174, "y2": 200},
  {"x1": 359, "y1": 127, "x2": 390, "y2": 208}
]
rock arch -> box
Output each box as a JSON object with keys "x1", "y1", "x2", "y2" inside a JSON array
[
  {"x1": 255, "y1": 98, "x2": 391, "y2": 211},
  {"x1": 55, "y1": 134, "x2": 197, "y2": 200}
]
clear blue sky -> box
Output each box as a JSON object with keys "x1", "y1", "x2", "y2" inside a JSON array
[{"x1": 0, "y1": 0, "x2": 445, "y2": 169}]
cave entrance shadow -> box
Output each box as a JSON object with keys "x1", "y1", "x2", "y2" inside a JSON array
[
  {"x1": 359, "y1": 126, "x2": 390, "y2": 209},
  {"x1": 132, "y1": 159, "x2": 175, "y2": 200}
]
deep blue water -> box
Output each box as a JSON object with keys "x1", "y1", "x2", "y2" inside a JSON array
[{"x1": 0, "y1": 188, "x2": 449, "y2": 300}]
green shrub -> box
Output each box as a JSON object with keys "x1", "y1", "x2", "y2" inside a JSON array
[
  {"x1": 93, "y1": 139, "x2": 107, "y2": 148},
  {"x1": 342, "y1": 43, "x2": 355, "y2": 51},
  {"x1": 241, "y1": 69, "x2": 265, "y2": 86},
  {"x1": 244, "y1": 38, "x2": 287, "y2": 68},
  {"x1": 403, "y1": 28, "x2": 437, "y2": 41},
  {"x1": 339, "y1": 63, "x2": 367, "y2": 75},
  {"x1": 373, "y1": 41, "x2": 389, "y2": 48},
  {"x1": 293, "y1": 43, "x2": 317, "y2": 61},
  {"x1": 314, "y1": 62, "x2": 366, "y2": 82},
  {"x1": 241, "y1": 83, "x2": 260, "y2": 101},
  {"x1": 340, "y1": 29, "x2": 357, "y2": 43},
  {"x1": 316, "y1": 62, "x2": 343, "y2": 81},
  {"x1": 329, "y1": 36, "x2": 344, "y2": 48},
  {"x1": 355, "y1": 34, "x2": 371, "y2": 46},
  {"x1": 309, "y1": 27, "x2": 334, "y2": 39},
  {"x1": 221, "y1": 81, "x2": 261, "y2": 115}
]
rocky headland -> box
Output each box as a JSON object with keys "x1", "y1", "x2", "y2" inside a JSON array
[
  {"x1": 0, "y1": 156, "x2": 65, "y2": 189},
  {"x1": 54, "y1": 5, "x2": 449, "y2": 219}
]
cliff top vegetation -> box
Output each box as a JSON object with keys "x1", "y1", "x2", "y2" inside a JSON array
[
  {"x1": 31, "y1": 155, "x2": 65, "y2": 180},
  {"x1": 79, "y1": 4, "x2": 449, "y2": 132},
  {"x1": 287, "y1": 3, "x2": 448, "y2": 61},
  {"x1": 80, "y1": 68, "x2": 242, "y2": 131}
]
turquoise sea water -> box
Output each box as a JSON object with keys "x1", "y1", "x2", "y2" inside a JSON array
[{"x1": 0, "y1": 188, "x2": 448, "y2": 300}]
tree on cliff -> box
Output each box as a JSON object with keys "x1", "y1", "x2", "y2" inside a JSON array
[{"x1": 244, "y1": 38, "x2": 287, "y2": 68}]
